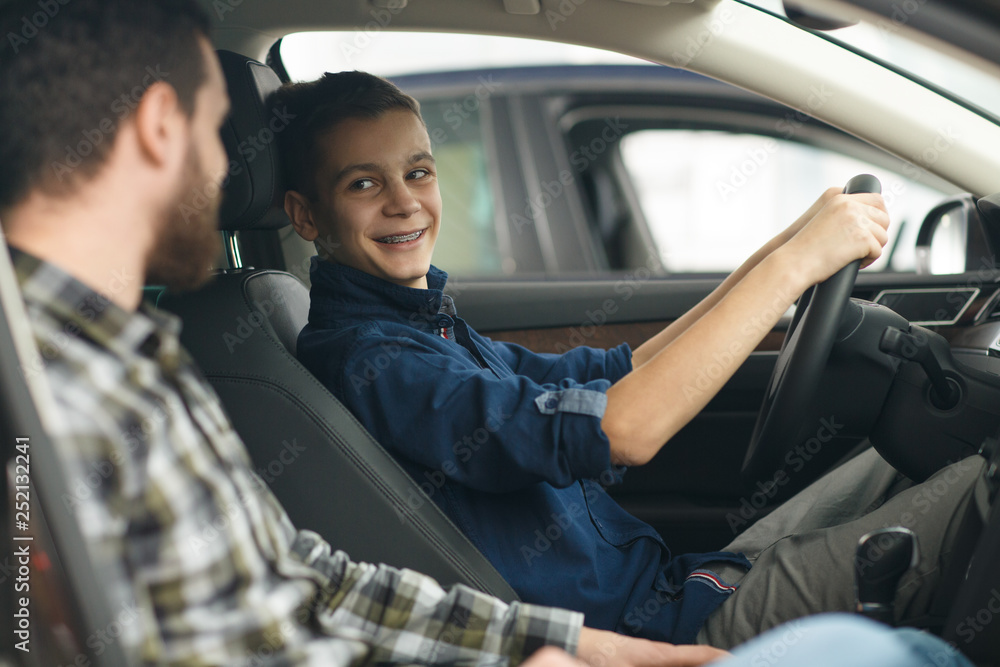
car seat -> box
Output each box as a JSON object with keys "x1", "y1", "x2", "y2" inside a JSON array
[{"x1": 157, "y1": 50, "x2": 518, "y2": 601}]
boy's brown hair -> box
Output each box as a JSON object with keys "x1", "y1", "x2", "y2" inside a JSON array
[{"x1": 269, "y1": 71, "x2": 423, "y2": 200}]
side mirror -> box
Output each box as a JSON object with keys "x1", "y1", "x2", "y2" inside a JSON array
[{"x1": 914, "y1": 194, "x2": 995, "y2": 274}]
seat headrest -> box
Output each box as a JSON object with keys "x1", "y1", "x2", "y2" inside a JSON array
[{"x1": 217, "y1": 50, "x2": 290, "y2": 232}]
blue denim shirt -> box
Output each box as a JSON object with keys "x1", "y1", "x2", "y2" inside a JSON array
[{"x1": 298, "y1": 259, "x2": 750, "y2": 643}]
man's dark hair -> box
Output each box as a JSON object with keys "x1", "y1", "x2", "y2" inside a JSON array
[
  {"x1": 0, "y1": 0, "x2": 211, "y2": 211},
  {"x1": 268, "y1": 71, "x2": 422, "y2": 200}
]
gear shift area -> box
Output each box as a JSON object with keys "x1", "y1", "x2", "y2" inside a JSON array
[{"x1": 855, "y1": 527, "x2": 919, "y2": 625}]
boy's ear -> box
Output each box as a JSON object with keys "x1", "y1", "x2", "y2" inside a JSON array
[{"x1": 285, "y1": 190, "x2": 319, "y2": 242}]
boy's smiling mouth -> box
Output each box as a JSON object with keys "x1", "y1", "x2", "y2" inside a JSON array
[{"x1": 376, "y1": 229, "x2": 425, "y2": 245}]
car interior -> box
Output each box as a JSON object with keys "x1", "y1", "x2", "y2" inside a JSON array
[{"x1": 5, "y1": 1, "x2": 1000, "y2": 665}]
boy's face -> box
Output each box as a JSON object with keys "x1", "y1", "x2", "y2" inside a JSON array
[{"x1": 288, "y1": 109, "x2": 441, "y2": 290}]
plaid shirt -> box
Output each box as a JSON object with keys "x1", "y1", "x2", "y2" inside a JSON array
[{"x1": 14, "y1": 250, "x2": 582, "y2": 666}]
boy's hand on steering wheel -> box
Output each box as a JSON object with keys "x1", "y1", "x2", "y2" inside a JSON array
[
  {"x1": 779, "y1": 192, "x2": 890, "y2": 289},
  {"x1": 780, "y1": 186, "x2": 842, "y2": 242}
]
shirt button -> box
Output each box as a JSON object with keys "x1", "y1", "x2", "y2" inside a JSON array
[{"x1": 545, "y1": 397, "x2": 559, "y2": 410}]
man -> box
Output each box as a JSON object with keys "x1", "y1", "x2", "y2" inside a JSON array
[
  {"x1": 0, "y1": 1, "x2": 726, "y2": 664},
  {"x1": 278, "y1": 72, "x2": 985, "y2": 648}
]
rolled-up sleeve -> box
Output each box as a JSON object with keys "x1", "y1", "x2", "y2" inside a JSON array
[
  {"x1": 534, "y1": 386, "x2": 608, "y2": 417},
  {"x1": 490, "y1": 340, "x2": 633, "y2": 385},
  {"x1": 339, "y1": 335, "x2": 618, "y2": 494}
]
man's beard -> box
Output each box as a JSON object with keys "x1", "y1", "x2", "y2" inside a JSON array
[{"x1": 145, "y1": 145, "x2": 224, "y2": 292}]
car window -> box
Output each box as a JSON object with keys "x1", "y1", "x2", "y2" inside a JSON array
[
  {"x1": 421, "y1": 99, "x2": 504, "y2": 276},
  {"x1": 617, "y1": 129, "x2": 952, "y2": 274}
]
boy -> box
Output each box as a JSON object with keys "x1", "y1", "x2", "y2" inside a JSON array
[{"x1": 278, "y1": 73, "x2": 980, "y2": 648}]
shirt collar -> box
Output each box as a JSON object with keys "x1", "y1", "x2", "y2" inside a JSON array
[
  {"x1": 307, "y1": 257, "x2": 454, "y2": 327},
  {"x1": 11, "y1": 247, "x2": 183, "y2": 368}
]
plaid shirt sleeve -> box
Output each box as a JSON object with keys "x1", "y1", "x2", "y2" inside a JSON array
[
  {"x1": 16, "y1": 252, "x2": 582, "y2": 666},
  {"x1": 288, "y1": 531, "x2": 582, "y2": 666}
]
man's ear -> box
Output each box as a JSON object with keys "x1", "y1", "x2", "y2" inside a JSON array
[
  {"x1": 285, "y1": 190, "x2": 319, "y2": 242},
  {"x1": 133, "y1": 81, "x2": 185, "y2": 169}
]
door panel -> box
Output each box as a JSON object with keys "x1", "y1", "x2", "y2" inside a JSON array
[{"x1": 454, "y1": 271, "x2": 1000, "y2": 552}]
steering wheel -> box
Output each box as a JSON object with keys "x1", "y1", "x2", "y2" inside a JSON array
[{"x1": 741, "y1": 174, "x2": 882, "y2": 481}]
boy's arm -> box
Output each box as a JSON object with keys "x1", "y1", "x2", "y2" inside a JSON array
[
  {"x1": 340, "y1": 335, "x2": 616, "y2": 492},
  {"x1": 489, "y1": 338, "x2": 633, "y2": 385},
  {"x1": 630, "y1": 187, "x2": 840, "y2": 369},
  {"x1": 603, "y1": 192, "x2": 889, "y2": 466}
]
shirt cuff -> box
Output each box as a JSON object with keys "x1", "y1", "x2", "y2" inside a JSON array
[
  {"x1": 509, "y1": 602, "x2": 584, "y2": 664},
  {"x1": 534, "y1": 388, "x2": 607, "y2": 418},
  {"x1": 608, "y1": 342, "x2": 633, "y2": 383}
]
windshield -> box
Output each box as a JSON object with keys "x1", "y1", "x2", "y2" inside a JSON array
[
  {"x1": 739, "y1": 0, "x2": 1000, "y2": 117},
  {"x1": 282, "y1": 2, "x2": 1000, "y2": 117}
]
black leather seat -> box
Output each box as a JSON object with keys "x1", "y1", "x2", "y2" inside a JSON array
[{"x1": 158, "y1": 50, "x2": 517, "y2": 601}]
